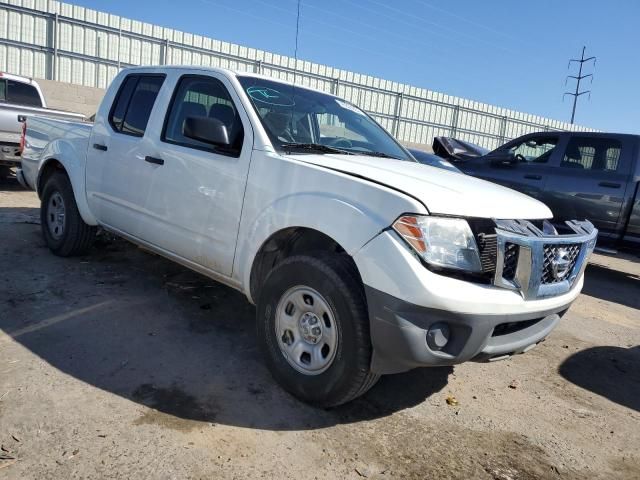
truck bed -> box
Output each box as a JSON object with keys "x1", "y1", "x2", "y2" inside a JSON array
[
  {"x1": 0, "y1": 103, "x2": 86, "y2": 168},
  {"x1": 20, "y1": 116, "x2": 92, "y2": 190}
]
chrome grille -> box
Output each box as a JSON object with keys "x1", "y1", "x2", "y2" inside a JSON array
[
  {"x1": 541, "y1": 244, "x2": 581, "y2": 284},
  {"x1": 492, "y1": 219, "x2": 597, "y2": 300}
]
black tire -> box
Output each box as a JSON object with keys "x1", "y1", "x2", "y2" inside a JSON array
[
  {"x1": 40, "y1": 171, "x2": 96, "y2": 256},
  {"x1": 257, "y1": 253, "x2": 379, "y2": 407}
]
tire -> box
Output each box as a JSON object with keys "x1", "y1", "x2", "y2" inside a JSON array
[
  {"x1": 40, "y1": 171, "x2": 96, "y2": 256},
  {"x1": 257, "y1": 253, "x2": 379, "y2": 407}
]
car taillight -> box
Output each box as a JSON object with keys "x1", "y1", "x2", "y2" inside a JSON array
[{"x1": 19, "y1": 121, "x2": 26, "y2": 154}]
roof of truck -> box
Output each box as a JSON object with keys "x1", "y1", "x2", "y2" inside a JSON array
[{"x1": 119, "y1": 65, "x2": 341, "y2": 99}]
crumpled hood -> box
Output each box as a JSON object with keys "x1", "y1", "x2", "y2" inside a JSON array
[{"x1": 290, "y1": 153, "x2": 552, "y2": 220}]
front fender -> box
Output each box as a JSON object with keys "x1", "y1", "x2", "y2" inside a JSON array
[
  {"x1": 236, "y1": 190, "x2": 419, "y2": 303},
  {"x1": 36, "y1": 139, "x2": 97, "y2": 226}
]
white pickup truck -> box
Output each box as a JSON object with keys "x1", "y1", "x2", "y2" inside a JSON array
[
  {"x1": 0, "y1": 72, "x2": 85, "y2": 179},
  {"x1": 19, "y1": 66, "x2": 597, "y2": 406}
]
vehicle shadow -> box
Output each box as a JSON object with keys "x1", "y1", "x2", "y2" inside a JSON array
[
  {"x1": 0, "y1": 169, "x2": 21, "y2": 190},
  {"x1": 581, "y1": 262, "x2": 640, "y2": 310},
  {"x1": 558, "y1": 346, "x2": 640, "y2": 412},
  {"x1": 1, "y1": 222, "x2": 451, "y2": 432}
]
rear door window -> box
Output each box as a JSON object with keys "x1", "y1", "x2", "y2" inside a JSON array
[
  {"x1": 108, "y1": 74, "x2": 165, "y2": 137},
  {"x1": 560, "y1": 138, "x2": 623, "y2": 172},
  {"x1": 5, "y1": 79, "x2": 42, "y2": 107}
]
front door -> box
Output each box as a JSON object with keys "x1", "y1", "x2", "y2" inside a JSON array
[
  {"x1": 139, "y1": 72, "x2": 253, "y2": 276},
  {"x1": 466, "y1": 134, "x2": 560, "y2": 201}
]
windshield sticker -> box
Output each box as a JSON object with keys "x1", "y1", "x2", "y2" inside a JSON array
[
  {"x1": 247, "y1": 86, "x2": 295, "y2": 106},
  {"x1": 335, "y1": 99, "x2": 365, "y2": 115}
]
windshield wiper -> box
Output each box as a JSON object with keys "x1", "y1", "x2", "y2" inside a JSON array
[
  {"x1": 354, "y1": 150, "x2": 402, "y2": 160},
  {"x1": 281, "y1": 143, "x2": 354, "y2": 155}
]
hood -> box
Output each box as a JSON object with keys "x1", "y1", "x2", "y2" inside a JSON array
[{"x1": 290, "y1": 153, "x2": 552, "y2": 220}]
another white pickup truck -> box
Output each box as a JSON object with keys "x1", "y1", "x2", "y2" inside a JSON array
[
  {"x1": 0, "y1": 72, "x2": 85, "y2": 179},
  {"x1": 19, "y1": 66, "x2": 597, "y2": 406}
]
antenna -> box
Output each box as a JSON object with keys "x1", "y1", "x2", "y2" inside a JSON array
[
  {"x1": 564, "y1": 46, "x2": 596, "y2": 124},
  {"x1": 289, "y1": 0, "x2": 301, "y2": 134}
]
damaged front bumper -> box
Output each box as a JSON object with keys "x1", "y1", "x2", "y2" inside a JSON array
[{"x1": 354, "y1": 219, "x2": 597, "y2": 375}]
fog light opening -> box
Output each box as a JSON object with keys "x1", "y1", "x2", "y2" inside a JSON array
[{"x1": 426, "y1": 322, "x2": 450, "y2": 350}]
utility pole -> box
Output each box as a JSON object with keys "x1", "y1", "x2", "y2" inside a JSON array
[{"x1": 564, "y1": 46, "x2": 595, "y2": 124}]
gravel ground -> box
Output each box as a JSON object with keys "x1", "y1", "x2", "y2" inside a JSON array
[{"x1": 1, "y1": 176, "x2": 639, "y2": 479}]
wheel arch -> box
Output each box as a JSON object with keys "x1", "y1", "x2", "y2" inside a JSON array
[
  {"x1": 37, "y1": 151, "x2": 97, "y2": 226},
  {"x1": 248, "y1": 226, "x2": 365, "y2": 304}
]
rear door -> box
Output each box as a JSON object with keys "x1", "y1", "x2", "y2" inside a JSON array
[
  {"x1": 543, "y1": 135, "x2": 632, "y2": 237},
  {"x1": 85, "y1": 73, "x2": 166, "y2": 235},
  {"x1": 463, "y1": 134, "x2": 561, "y2": 201}
]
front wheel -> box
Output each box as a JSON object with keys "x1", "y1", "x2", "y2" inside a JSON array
[
  {"x1": 40, "y1": 171, "x2": 96, "y2": 256},
  {"x1": 257, "y1": 253, "x2": 379, "y2": 407}
]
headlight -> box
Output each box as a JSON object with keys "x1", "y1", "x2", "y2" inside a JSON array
[{"x1": 392, "y1": 215, "x2": 482, "y2": 272}]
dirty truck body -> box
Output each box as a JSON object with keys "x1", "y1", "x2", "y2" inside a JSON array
[{"x1": 18, "y1": 66, "x2": 597, "y2": 406}]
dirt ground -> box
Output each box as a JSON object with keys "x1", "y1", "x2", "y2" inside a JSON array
[{"x1": 1, "y1": 176, "x2": 639, "y2": 479}]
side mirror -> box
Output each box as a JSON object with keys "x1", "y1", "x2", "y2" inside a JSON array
[
  {"x1": 184, "y1": 116, "x2": 230, "y2": 147},
  {"x1": 489, "y1": 151, "x2": 517, "y2": 167}
]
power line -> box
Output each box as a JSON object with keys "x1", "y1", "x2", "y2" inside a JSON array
[{"x1": 564, "y1": 46, "x2": 595, "y2": 124}]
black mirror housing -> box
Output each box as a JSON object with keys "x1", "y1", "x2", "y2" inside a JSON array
[{"x1": 183, "y1": 116, "x2": 230, "y2": 147}]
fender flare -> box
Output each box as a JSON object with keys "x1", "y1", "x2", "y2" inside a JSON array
[{"x1": 37, "y1": 139, "x2": 98, "y2": 226}]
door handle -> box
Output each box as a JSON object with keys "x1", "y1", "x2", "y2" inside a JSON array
[
  {"x1": 92, "y1": 143, "x2": 108, "y2": 151},
  {"x1": 524, "y1": 174, "x2": 542, "y2": 180},
  {"x1": 144, "y1": 156, "x2": 164, "y2": 166},
  {"x1": 598, "y1": 181, "x2": 621, "y2": 189}
]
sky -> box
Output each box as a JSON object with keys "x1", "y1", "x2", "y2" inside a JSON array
[{"x1": 68, "y1": 0, "x2": 638, "y2": 133}]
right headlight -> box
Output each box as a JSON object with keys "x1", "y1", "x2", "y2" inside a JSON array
[{"x1": 392, "y1": 215, "x2": 482, "y2": 273}]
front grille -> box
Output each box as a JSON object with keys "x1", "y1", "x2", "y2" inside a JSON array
[
  {"x1": 502, "y1": 242, "x2": 519, "y2": 281},
  {"x1": 478, "y1": 233, "x2": 497, "y2": 273},
  {"x1": 541, "y1": 243, "x2": 581, "y2": 284}
]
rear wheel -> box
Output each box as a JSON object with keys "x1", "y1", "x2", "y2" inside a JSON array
[
  {"x1": 40, "y1": 171, "x2": 96, "y2": 256},
  {"x1": 257, "y1": 253, "x2": 379, "y2": 407}
]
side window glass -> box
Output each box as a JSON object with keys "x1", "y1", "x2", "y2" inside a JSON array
[
  {"x1": 509, "y1": 136, "x2": 558, "y2": 164},
  {"x1": 109, "y1": 76, "x2": 137, "y2": 132},
  {"x1": 0, "y1": 80, "x2": 6, "y2": 101},
  {"x1": 561, "y1": 138, "x2": 622, "y2": 172},
  {"x1": 7, "y1": 80, "x2": 42, "y2": 107},
  {"x1": 108, "y1": 75, "x2": 165, "y2": 137},
  {"x1": 163, "y1": 75, "x2": 243, "y2": 156}
]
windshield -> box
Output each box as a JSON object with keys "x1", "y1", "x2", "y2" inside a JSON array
[{"x1": 237, "y1": 76, "x2": 411, "y2": 161}]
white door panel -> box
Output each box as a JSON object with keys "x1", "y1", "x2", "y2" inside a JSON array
[{"x1": 139, "y1": 72, "x2": 253, "y2": 276}]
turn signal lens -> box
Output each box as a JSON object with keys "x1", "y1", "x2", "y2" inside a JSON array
[{"x1": 392, "y1": 216, "x2": 427, "y2": 253}]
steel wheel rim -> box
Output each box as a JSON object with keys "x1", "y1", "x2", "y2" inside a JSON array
[
  {"x1": 46, "y1": 191, "x2": 66, "y2": 240},
  {"x1": 275, "y1": 285, "x2": 338, "y2": 375}
]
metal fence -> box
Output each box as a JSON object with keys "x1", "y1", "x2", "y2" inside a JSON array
[{"x1": 0, "y1": 0, "x2": 595, "y2": 150}]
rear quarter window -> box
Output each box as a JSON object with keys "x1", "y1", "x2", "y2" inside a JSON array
[{"x1": 5, "y1": 79, "x2": 42, "y2": 107}]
